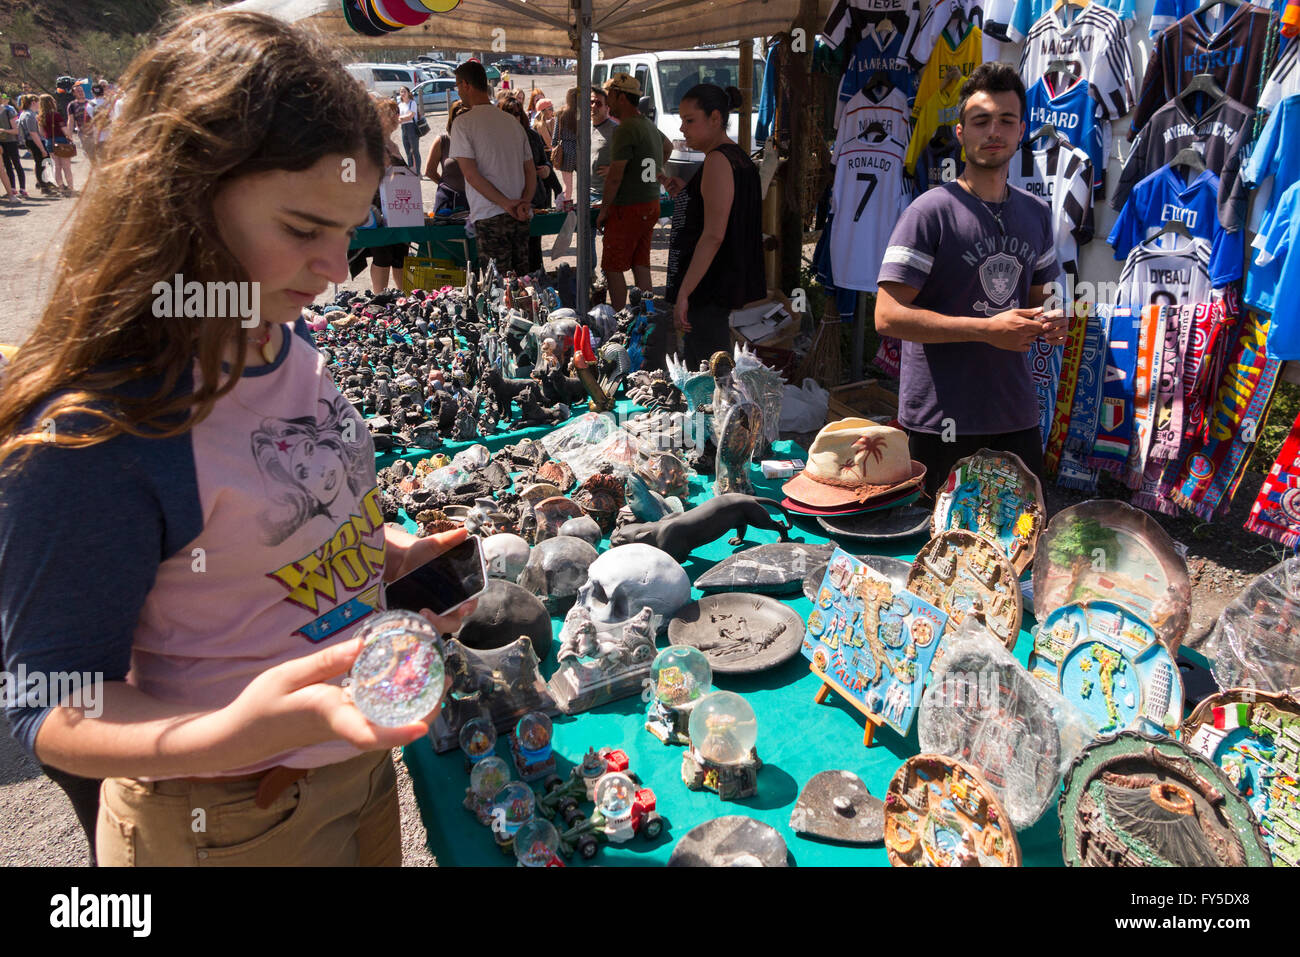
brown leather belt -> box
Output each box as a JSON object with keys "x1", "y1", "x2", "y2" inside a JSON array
[{"x1": 174, "y1": 765, "x2": 309, "y2": 809}]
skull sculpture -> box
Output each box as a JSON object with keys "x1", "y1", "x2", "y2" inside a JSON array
[
  {"x1": 575, "y1": 543, "x2": 691, "y2": 628},
  {"x1": 516, "y1": 535, "x2": 599, "y2": 611}
]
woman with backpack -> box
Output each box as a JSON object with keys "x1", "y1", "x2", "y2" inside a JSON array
[{"x1": 38, "y1": 93, "x2": 75, "y2": 194}]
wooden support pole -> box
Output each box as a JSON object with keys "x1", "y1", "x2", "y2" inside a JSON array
[
  {"x1": 778, "y1": 0, "x2": 820, "y2": 294},
  {"x1": 738, "y1": 39, "x2": 754, "y2": 154}
]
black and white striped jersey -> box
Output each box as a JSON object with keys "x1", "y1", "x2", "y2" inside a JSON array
[
  {"x1": 1008, "y1": 134, "x2": 1095, "y2": 276},
  {"x1": 1260, "y1": 36, "x2": 1298, "y2": 114},
  {"x1": 823, "y1": 0, "x2": 927, "y2": 52},
  {"x1": 1018, "y1": 4, "x2": 1136, "y2": 120},
  {"x1": 1116, "y1": 232, "x2": 1214, "y2": 309}
]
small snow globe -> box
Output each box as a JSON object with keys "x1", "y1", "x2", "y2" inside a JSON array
[
  {"x1": 513, "y1": 819, "x2": 559, "y2": 867},
  {"x1": 646, "y1": 646, "x2": 712, "y2": 746},
  {"x1": 690, "y1": 691, "x2": 757, "y2": 765},
  {"x1": 348, "y1": 611, "x2": 445, "y2": 727},
  {"x1": 458, "y1": 717, "x2": 497, "y2": 766},
  {"x1": 465, "y1": 756, "x2": 511, "y2": 824},
  {"x1": 491, "y1": 782, "x2": 536, "y2": 840},
  {"x1": 595, "y1": 772, "x2": 637, "y2": 823},
  {"x1": 651, "y1": 646, "x2": 713, "y2": 706},
  {"x1": 683, "y1": 691, "x2": 762, "y2": 801},
  {"x1": 515, "y1": 712, "x2": 553, "y2": 761}
]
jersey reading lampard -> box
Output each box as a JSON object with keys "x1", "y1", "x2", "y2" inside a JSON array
[{"x1": 878, "y1": 182, "x2": 1061, "y2": 434}]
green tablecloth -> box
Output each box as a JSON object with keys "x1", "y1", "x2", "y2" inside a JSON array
[{"x1": 392, "y1": 407, "x2": 1067, "y2": 867}]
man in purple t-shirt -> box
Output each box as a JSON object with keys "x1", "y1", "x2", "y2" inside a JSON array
[{"x1": 877, "y1": 63, "x2": 1065, "y2": 496}]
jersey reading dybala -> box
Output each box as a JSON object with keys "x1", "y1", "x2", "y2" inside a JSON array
[{"x1": 879, "y1": 182, "x2": 1060, "y2": 435}]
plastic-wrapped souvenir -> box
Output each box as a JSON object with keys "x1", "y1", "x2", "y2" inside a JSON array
[
  {"x1": 1201, "y1": 556, "x2": 1300, "y2": 693},
  {"x1": 1032, "y1": 500, "x2": 1190, "y2": 653}
]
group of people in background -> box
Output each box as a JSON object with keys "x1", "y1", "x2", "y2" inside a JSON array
[{"x1": 0, "y1": 80, "x2": 114, "y2": 203}]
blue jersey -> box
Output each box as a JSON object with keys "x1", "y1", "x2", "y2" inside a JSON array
[
  {"x1": 992, "y1": 0, "x2": 1136, "y2": 43},
  {"x1": 1023, "y1": 75, "x2": 1108, "y2": 194},
  {"x1": 836, "y1": 21, "x2": 920, "y2": 127},
  {"x1": 1108, "y1": 165, "x2": 1244, "y2": 287},
  {"x1": 1247, "y1": 181, "x2": 1300, "y2": 357},
  {"x1": 1242, "y1": 93, "x2": 1300, "y2": 237}
]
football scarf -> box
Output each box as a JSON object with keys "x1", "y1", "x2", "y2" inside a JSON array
[
  {"x1": 1172, "y1": 309, "x2": 1282, "y2": 520},
  {"x1": 1246, "y1": 407, "x2": 1300, "y2": 547},
  {"x1": 1031, "y1": 339, "x2": 1062, "y2": 452},
  {"x1": 1059, "y1": 307, "x2": 1109, "y2": 491},
  {"x1": 1044, "y1": 309, "x2": 1090, "y2": 475},
  {"x1": 1149, "y1": 305, "x2": 1191, "y2": 462},
  {"x1": 1090, "y1": 306, "x2": 1139, "y2": 474},
  {"x1": 872, "y1": 335, "x2": 901, "y2": 378},
  {"x1": 1126, "y1": 304, "x2": 1166, "y2": 486},
  {"x1": 1180, "y1": 301, "x2": 1219, "y2": 443}
]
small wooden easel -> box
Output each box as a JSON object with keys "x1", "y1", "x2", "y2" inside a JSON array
[{"x1": 810, "y1": 663, "x2": 885, "y2": 747}]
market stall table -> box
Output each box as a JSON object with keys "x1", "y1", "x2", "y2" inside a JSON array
[{"x1": 384, "y1": 407, "x2": 1072, "y2": 866}]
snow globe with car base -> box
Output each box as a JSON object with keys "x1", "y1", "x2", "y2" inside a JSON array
[
  {"x1": 682, "y1": 691, "x2": 762, "y2": 800},
  {"x1": 646, "y1": 646, "x2": 713, "y2": 745}
]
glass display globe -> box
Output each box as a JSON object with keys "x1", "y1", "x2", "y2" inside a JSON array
[
  {"x1": 595, "y1": 772, "x2": 637, "y2": 819},
  {"x1": 469, "y1": 756, "x2": 511, "y2": 798},
  {"x1": 349, "y1": 611, "x2": 445, "y2": 727},
  {"x1": 650, "y1": 646, "x2": 712, "y2": 707},
  {"x1": 689, "y1": 691, "x2": 758, "y2": 765},
  {"x1": 514, "y1": 819, "x2": 559, "y2": 867},
  {"x1": 459, "y1": 717, "x2": 498, "y2": 762},
  {"x1": 515, "y1": 712, "x2": 553, "y2": 755},
  {"x1": 492, "y1": 782, "x2": 536, "y2": 834}
]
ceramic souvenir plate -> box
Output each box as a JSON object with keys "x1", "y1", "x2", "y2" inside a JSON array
[
  {"x1": 818, "y1": 505, "x2": 932, "y2": 542},
  {"x1": 1029, "y1": 600, "x2": 1182, "y2": 738},
  {"x1": 1182, "y1": 689, "x2": 1300, "y2": 867},
  {"x1": 884, "y1": 754, "x2": 1020, "y2": 867},
  {"x1": 1059, "y1": 731, "x2": 1271, "y2": 867},
  {"x1": 1032, "y1": 500, "x2": 1191, "y2": 654},
  {"x1": 931, "y1": 449, "x2": 1045, "y2": 575},
  {"x1": 696, "y1": 542, "x2": 838, "y2": 595},
  {"x1": 668, "y1": 593, "x2": 805, "y2": 674},
  {"x1": 667, "y1": 815, "x2": 789, "y2": 867},
  {"x1": 907, "y1": 530, "x2": 1022, "y2": 651}
]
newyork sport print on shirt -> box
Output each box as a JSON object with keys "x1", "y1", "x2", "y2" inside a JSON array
[{"x1": 961, "y1": 235, "x2": 1045, "y2": 315}]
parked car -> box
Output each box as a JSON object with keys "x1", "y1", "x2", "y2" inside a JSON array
[
  {"x1": 492, "y1": 56, "x2": 533, "y2": 75},
  {"x1": 344, "y1": 62, "x2": 421, "y2": 97},
  {"x1": 592, "y1": 48, "x2": 764, "y2": 180},
  {"x1": 414, "y1": 78, "x2": 460, "y2": 113}
]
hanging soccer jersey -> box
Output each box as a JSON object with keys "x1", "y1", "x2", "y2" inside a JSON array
[
  {"x1": 831, "y1": 86, "x2": 912, "y2": 291},
  {"x1": 905, "y1": 82, "x2": 962, "y2": 172},
  {"x1": 1113, "y1": 90, "x2": 1253, "y2": 210},
  {"x1": 1131, "y1": 4, "x2": 1278, "y2": 136},
  {"x1": 913, "y1": 132, "x2": 965, "y2": 191},
  {"x1": 992, "y1": 0, "x2": 1137, "y2": 44},
  {"x1": 1008, "y1": 133, "x2": 1095, "y2": 276},
  {"x1": 911, "y1": 0, "x2": 989, "y2": 63},
  {"x1": 1018, "y1": 4, "x2": 1136, "y2": 119},
  {"x1": 823, "y1": 0, "x2": 926, "y2": 50},
  {"x1": 1260, "y1": 34, "x2": 1299, "y2": 112},
  {"x1": 911, "y1": 22, "x2": 983, "y2": 120},
  {"x1": 1245, "y1": 182, "x2": 1300, "y2": 358},
  {"x1": 1234, "y1": 93, "x2": 1300, "y2": 234},
  {"x1": 1108, "y1": 165, "x2": 1244, "y2": 286},
  {"x1": 836, "y1": 20, "x2": 920, "y2": 127},
  {"x1": 1023, "y1": 73, "x2": 1110, "y2": 194},
  {"x1": 1115, "y1": 232, "x2": 1214, "y2": 309}
]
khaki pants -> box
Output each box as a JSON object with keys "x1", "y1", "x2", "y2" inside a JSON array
[{"x1": 97, "y1": 750, "x2": 402, "y2": 866}]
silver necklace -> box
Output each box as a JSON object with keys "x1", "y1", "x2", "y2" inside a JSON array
[{"x1": 963, "y1": 175, "x2": 1009, "y2": 235}]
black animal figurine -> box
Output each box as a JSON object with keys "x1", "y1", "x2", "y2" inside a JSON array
[{"x1": 608, "y1": 493, "x2": 793, "y2": 561}]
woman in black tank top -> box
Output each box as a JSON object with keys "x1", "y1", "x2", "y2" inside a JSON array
[{"x1": 662, "y1": 84, "x2": 765, "y2": 367}]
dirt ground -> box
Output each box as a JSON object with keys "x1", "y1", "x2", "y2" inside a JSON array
[{"x1": 0, "y1": 72, "x2": 1283, "y2": 866}]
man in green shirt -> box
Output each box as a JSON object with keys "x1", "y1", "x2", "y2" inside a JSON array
[{"x1": 595, "y1": 73, "x2": 671, "y2": 310}]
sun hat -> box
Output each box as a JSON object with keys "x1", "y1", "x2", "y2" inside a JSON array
[
  {"x1": 536, "y1": 98, "x2": 554, "y2": 111},
  {"x1": 782, "y1": 418, "x2": 925, "y2": 510},
  {"x1": 604, "y1": 72, "x2": 642, "y2": 97}
]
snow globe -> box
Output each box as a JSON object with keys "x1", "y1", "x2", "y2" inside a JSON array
[
  {"x1": 513, "y1": 819, "x2": 561, "y2": 867},
  {"x1": 490, "y1": 781, "x2": 536, "y2": 853},
  {"x1": 682, "y1": 691, "x2": 762, "y2": 800},
  {"x1": 458, "y1": 716, "x2": 497, "y2": 770},
  {"x1": 464, "y1": 756, "x2": 511, "y2": 825},
  {"x1": 348, "y1": 611, "x2": 446, "y2": 727},
  {"x1": 510, "y1": 711, "x2": 556, "y2": 782},
  {"x1": 646, "y1": 645, "x2": 712, "y2": 745}
]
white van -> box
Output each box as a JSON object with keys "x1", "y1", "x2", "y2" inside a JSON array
[
  {"x1": 344, "y1": 63, "x2": 421, "y2": 98},
  {"x1": 592, "y1": 48, "x2": 764, "y2": 180}
]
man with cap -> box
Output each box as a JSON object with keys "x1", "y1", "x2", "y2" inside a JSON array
[
  {"x1": 595, "y1": 73, "x2": 672, "y2": 310},
  {"x1": 875, "y1": 63, "x2": 1066, "y2": 497}
]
